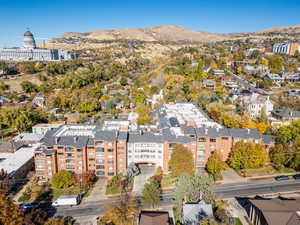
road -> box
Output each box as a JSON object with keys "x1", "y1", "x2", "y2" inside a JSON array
[
  {"x1": 228, "y1": 70, "x2": 269, "y2": 95},
  {"x1": 53, "y1": 179, "x2": 300, "y2": 219}
]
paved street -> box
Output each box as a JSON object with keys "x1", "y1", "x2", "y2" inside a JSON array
[
  {"x1": 52, "y1": 179, "x2": 300, "y2": 224},
  {"x1": 132, "y1": 164, "x2": 155, "y2": 194}
]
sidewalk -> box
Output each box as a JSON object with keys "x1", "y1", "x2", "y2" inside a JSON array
[
  {"x1": 82, "y1": 178, "x2": 107, "y2": 203},
  {"x1": 12, "y1": 178, "x2": 34, "y2": 204}
]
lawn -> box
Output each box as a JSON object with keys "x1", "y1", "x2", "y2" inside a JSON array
[
  {"x1": 105, "y1": 175, "x2": 133, "y2": 195},
  {"x1": 52, "y1": 185, "x2": 88, "y2": 199},
  {"x1": 161, "y1": 174, "x2": 177, "y2": 188},
  {"x1": 238, "y1": 166, "x2": 296, "y2": 177}
]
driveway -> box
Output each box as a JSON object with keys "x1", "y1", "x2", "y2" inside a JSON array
[
  {"x1": 132, "y1": 164, "x2": 155, "y2": 195},
  {"x1": 82, "y1": 178, "x2": 107, "y2": 203},
  {"x1": 221, "y1": 168, "x2": 246, "y2": 184}
]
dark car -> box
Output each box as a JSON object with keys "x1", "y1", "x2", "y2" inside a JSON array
[
  {"x1": 293, "y1": 174, "x2": 300, "y2": 180},
  {"x1": 275, "y1": 175, "x2": 289, "y2": 181},
  {"x1": 20, "y1": 202, "x2": 40, "y2": 211}
]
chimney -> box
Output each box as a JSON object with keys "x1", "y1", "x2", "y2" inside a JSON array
[
  {"x1": 290, "y1": 111, "x2": 293, "y2": 117},
  {"x1": 139, "y1": 130, "x2": 143, "y2": 135},
  {"x1": 55, "y1": 137, "x2": 59, "y2": 144},
  {"x1": 205, "y1": 129, "x2": 208, "y2": 135},
  {"x1": 216, "y1": 127, "x2": 219, "y2": 132},
  {"x1": 247, "y1": 129, "x2": 250, "y2": 134},
  {"x1": 74, "y1": 137, "x2": 78, "y2": 143}
]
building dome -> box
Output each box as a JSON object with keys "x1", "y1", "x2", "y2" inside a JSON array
[
  {"x1": 24, "y1": 31, "x2": 34, "y2": 37},
  {"x1": 22, "y1": 30, "x2": 36, "y2": 49}
]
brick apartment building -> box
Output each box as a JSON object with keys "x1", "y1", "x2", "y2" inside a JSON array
[{"x1": 34, "y1": 103, "x2": 274, "y2": 181}]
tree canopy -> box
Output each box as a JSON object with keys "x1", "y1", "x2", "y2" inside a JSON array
[
  {"x1": 228, "y1": 141, "x2": 269, "y2": 169},
  {"x1": 51, "y1": 170, "x2": 76, "y2": 189},
  {"x1": 169, "y1": 144, "x2": 195, "y2": 177}
]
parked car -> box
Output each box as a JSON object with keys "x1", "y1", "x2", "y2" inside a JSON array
[
  {"x1": 275, "y1": 175, "x2": 289, "y2": 181},
  {"x1": 20, "y1": 202, "x2": 40, "y2": 211},
  {"x1": 293, "y1": 174, "x2": 300, "y2": 180}
]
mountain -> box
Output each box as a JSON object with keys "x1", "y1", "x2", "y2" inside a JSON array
[
  {"x1": 54, "y1": 25, "x2": 226, "y2": 43},
  {"x1": 258, "y1": 25, "x2": 300, "y2": 34}
]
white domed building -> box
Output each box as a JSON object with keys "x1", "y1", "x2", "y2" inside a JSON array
[{"x1": 0, "y1": 30, "x2": 76, "y2": 61}]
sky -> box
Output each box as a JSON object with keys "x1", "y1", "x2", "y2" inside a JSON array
[{"x1": 0, "y1": 0, "x2": 299, "y2": 47}]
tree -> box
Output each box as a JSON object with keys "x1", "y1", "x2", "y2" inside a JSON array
[
  {"x1": 16, "y1": 62, "x2": 36, "y2": 74},
  {"x1": 20, "y1": 81, "x2": 39, "y2": 93},
  {"x1": 141, "y1": 178, "x2": 161, "y2": 208},
  {"x1": 174, "y1": 174, "x2": 215, "y2": 220},
  {"x1": 269, "y1": 54, "x2": 284, "y2": 73},
  {"x1": 289, "y1": 141, "x2": 300, "y2": 170},
  {"x1": 206, "y1": 152, "x2": 227, "y2": 175},
  {"x1": 0, "y1": 194, "x2": 25, "y2": 225},
  {"x1": 136, "y1": 104, "x2": 151, "y2": 125},
  {"x1": 169, "y1": 144, "x2": 195, "y2": 177},
  {"x1": 270, "y1": 144, "x2": 292, "y2": 168},
  {"x1": 0, "y1": 82, "x2": 9, "y2": 92},
  {"x1": 276, "y1": 120, "x2": 300, "y2": 144},
  {"x1": 120, "y1": 77, "x2": 128, "y2": 86},
  {"x1": 51, "y1": 170, "x2": 75, "y2": 189},
  {"x1": 0, "y1": 61, "x2": 9, "y2": 74},
  {"x1": 99, "y1": 192, "x2": 137, "y2": 225},
  {"x1": 228, "y1": 141, "x2": 269, "y2": 169},
  {"x1": 44, "y1": 217, "x2": 76, "y2": 225}
]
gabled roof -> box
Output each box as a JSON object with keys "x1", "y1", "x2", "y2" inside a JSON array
[
  {"x1": 249, "y1": 198, "x2": 300, "y2": 225},
  {"x1": 272, "y1": 108, "x2": 300, "y2": 119}
]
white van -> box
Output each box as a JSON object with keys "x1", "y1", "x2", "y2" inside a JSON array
[{"x1": 52, "y1": 194, "x2": 81, "y2": 207}]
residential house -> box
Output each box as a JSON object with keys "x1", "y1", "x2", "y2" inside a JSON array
[
  {"x1": 270, "y1": 108, "x2": 300, "y2": 126},
  {"x1": 182, "y1": 201, "x2": 213, "y2": 225},
  {"x1": 265, "y1": 74, "x2": 284, "y2": 83},
  {"x1": 246, "y1": 198, "x2": 300, "y2": 225},
  {"x1": 203, "y1": 80, "x2": 216, "y2": 90},
  {"x1": 213, "y1": 70, "x2": 225, "y2": 76},
  {"x1": 138, "y1": 211, "x2": 172, "y2": 225},
  {"x1": 0, "y1": 96, "x2": 11, "y2": 104},
  {"x1": 281, "y1": 72, "x2": 300, "y2": 82},
  {"x1": 32, "y1": 94, "x2": 45, "y2": 108},
  {"x1": 238, "y1": 93, "x2": 273, "y2": 118},
  {"x1": 221, "y1": 75, "x2": 239, "y2": 90}
]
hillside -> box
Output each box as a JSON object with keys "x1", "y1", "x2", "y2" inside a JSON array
[{"x1": 50, "y1": 25, "x2": 226, "y2": 44}]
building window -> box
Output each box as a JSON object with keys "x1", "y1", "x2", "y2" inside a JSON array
[
  {"x1": 96, "y1": 159, "x2": 105, "y2": 164},
  {"x1": 198, "y1": 137, "x2": 206, "y2": 142},
  {"x1": 96, "y1": 147, "x2": 104, "y2": 152},
  {"x1": 221, "y1": 137, "x2": 228, "y2": 140},
  {"x1": 210, "y1": 138, "x2": 216, "y2": 143},
  {"x1": 96, "y1": 171, "x2": 105, "y2": 175},
  {"x1": 58, "y1": 152, "x2": 64, "y2": 155},
  {"x1": 96, "y1": 165, "x2": 105, "y2": 169},
  {"x1": 108, "y1": 172, "x2": 114, "y2": 176},
  {"x1": 107, "y1": 149, "x2": 113, "y2": 152},
  {"x1": 65, "y1": 147, "x2": 74, "y2": 152},
  {"x1": 66, "y1": 153, "x2": 74, "y2": 158},
  {"x1": 77, "y1": 149, "x2": 83, "y2": 152}
]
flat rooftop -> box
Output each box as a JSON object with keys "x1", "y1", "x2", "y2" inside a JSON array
[{"x1": 0, "y1": 143, "x2": 41, "y2": 175}]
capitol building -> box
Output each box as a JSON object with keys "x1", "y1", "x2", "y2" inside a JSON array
[{"x1": 0, "y1": 30, "x2": 76, "y2": 61}]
